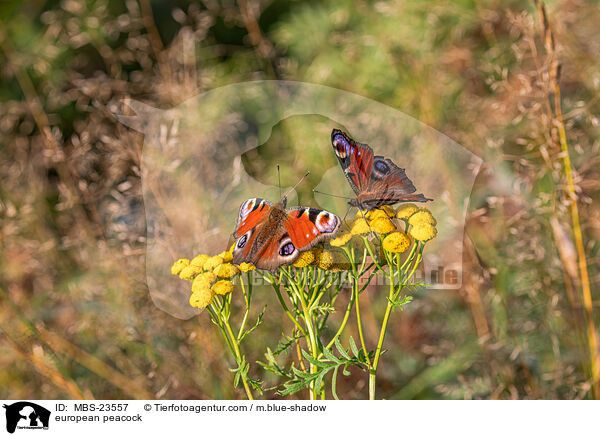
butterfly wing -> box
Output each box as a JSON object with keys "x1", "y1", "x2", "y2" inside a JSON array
[
  {"x1": 284, "y1": 207, "x2": 341, "y2": 251},
  {"x1": 331, "y1": 129, "x2": 374, "y2": 196},
  {"x1": 232, "y1": 200, "x2": 341, "y2": 273},
  {"x1": 233, "y1": 198, "x2": 272, "y2": 238},
  {"x1": 357, "y1": 156, "x2": 432, "y2": 209},
  {"x1": 232, "y1": 197, "x2": 273, "y2": 266},
  {"x1": 231, "y1": 199, "x2": 333, "y2": 272}
]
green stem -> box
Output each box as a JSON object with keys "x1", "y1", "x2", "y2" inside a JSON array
[
  {"x1": 269, "y1": 272, "x2": 307, "y2": 335},
  {"x1": 236, "y1": 277, "x2": 250, "y2": 340},
  {"x1": 343, "y1": 245, "x2": 371, "y2": 365},
  {"x1": 283, "y1": 267, "x2": 321, "y2": 399},
  {"x1": 208, "y1": 299, "x2": 254, "y2": 400},
  {"x1": 400, "y1": 243, "x2": 418, "y2": 271},
  {"x1": 369, "y1": 259, "x2": 396, "y2": 400},
  {"x1": 354, "y1": 272, "x2": 371, "y2": 367},
  {"x1": 403, "y1": 244, "x2": 424, "y2": 285},
  {"x1": 295, "y1": 272, "x2": 320, "y2": 399},
  {"x1": 362, "y1": 236, "x2": 386, "y2": 275},
  {"x1": 323, "y1": 285, "x2": 356, "y2": 353},
  {"x1": 303, "y1": 307, "x2": 320, "y2": 400}
]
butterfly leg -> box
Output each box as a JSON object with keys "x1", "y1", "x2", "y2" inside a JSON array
[
  {"x1": 341, "y1": 205, "x2": 354, "y2": 223},
  {"x1": 356, "y1": 208, "x2": 378, "y2": 240},
  {"x1": 381, "y1": 206, "x2": 396, "y2": 221}
]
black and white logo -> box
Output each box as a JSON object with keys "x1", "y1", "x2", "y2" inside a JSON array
[{"x1": 3, "y1": 402, "x2": 50, "y2": 434}]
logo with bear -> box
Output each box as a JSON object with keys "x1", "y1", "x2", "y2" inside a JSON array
[{"x1": 3, "y1": 402, "x2": 50, "y2": 433}]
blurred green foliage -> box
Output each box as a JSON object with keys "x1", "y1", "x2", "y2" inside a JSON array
[{"x1": 1, "y1": 0, "x2": 599, "y2": 399}]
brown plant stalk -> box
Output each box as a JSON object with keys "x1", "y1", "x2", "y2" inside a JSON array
[{"x1": 533, "y1": 0, "x2": 600, "y2": 398}]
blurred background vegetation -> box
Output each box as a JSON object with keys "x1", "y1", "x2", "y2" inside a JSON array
[{"x1": 1, "y1": 0, "x2": 599, "y2": 399}]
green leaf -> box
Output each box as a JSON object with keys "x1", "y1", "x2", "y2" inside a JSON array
[
  {"x1": 342, "y1": 363, "x2": 351, "y2": 376},
  {"x1": 301, "y1": 349, "x2": 323, "y2": 367},
  {"x1": 279, "y1": 380, "x2": 310, "y2": 396},
  {"x1": 274, "y1": 332, "x2": 303, "y2": 356},
  {"x1": 322, "y1": 346, "x2": 342, "y2": 364},
  {"x1": 349, "y1": 336, "x2": 360, "y2": 358},
  {"x1": 331, "y1": 366, "x2": 340, "y2": 400},
  {"x1": 240, "y1": 305, "x2": 267, "y2": 341},
  {"x1": 314, "y1": 368, "x2": 329, "y2": 396},
  {"x1": 291, "y1": 365, "x2": 309, "y2": 378},
  {"x1": 334, "y1": 337, "x2": 351, "y2": 360}
]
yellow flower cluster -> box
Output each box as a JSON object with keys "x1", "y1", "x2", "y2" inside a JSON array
[
  {"x1": 170, "y1": 206, "x2": 437, "y2": 297},
  {"x1": 292, "y1": 244, "x2": 350, "y2": 272},
  {"x1": 382, "y1": 232, "x2": 411, "y2": 253},
  {"x1": 396, "y1": 205, "x2": 438, "y2": 241},
  {"x1": 352, "y1": 208, "x2": 397, "y2": 237},
  {"x1": 171, "y1": 249, "x2": 241, "y2": 309},
  {"x1": 327, "y1": 205, "x2": 438, "y2": 254},
  {"x1": 407, "y1": 207, "x2": 437, "y2": 242}
]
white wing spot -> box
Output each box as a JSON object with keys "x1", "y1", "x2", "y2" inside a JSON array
[
  {"x1": 241, "y1": 199, "x2": 256, "y2": 218},
  {"x1": 315, "y1": 211, "x2": 338, "y2": 233}
]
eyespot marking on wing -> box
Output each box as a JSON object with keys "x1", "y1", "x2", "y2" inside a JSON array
[
  {"x1": 315, "y1": 211, "x2": 339, "y2": 233},
  {"x1": 278, "y1": 236, "x2": 296, "y2": 257},
  {"x1": 374, "y1": 160, "x2": 390, "y2": 175},
  {"x1": 332, "y1": 134, "x2": 350, "y2": 158},
  {"x1": 237, "y1": 233, "x2": 248, "y2": 248}
]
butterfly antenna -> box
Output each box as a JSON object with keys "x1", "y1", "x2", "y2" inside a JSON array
[
  {"x1": 313, "y1": 189, "x2": 353, "y2": 200},
  {"x1": 341, "y1": 205, "x2": 353, "y2": 223},
  {"x1": 282, "y1": 171, "x2": 310, "y2": 200},
  {"x1": 277, "y1": 164, "x2": 282, "y2": 199}
]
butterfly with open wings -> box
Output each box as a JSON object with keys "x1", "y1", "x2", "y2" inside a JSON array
[
  {"x1": 232, "y1": 196, "x2": 341, "y2": 272},
  {"x1": 331, "y1": 129, "x2": 432, "y2": 210}
]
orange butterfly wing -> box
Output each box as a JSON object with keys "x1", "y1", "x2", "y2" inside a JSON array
[
  {"x1": 232, "y1": 199, "x2": 340, "y2": 272},
  {"x1": 284, "y1": 207, "x2": 340, "y2": 251},
  {"x1": 233, "y1": 198, "x2": 272, "y2": 238}
]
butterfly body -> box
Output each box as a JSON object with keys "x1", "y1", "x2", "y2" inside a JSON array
[
  {"x1": 331, "y1": 129, "x2": 432, "y2": 211},
  {"x1": 232, "y1": 197, "x2": 340, "y2": 272}
]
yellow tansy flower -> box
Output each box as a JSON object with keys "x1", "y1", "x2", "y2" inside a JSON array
[
  {"x1": 354, "y1": 210, "x2": 369, "y2": 220},
  {"x1": 330, "y1": 229, "x2": 353, "y2": 247},
  {"x1": 367, "y1": 206, "x2": 395, "y2": 221},
  {"x1": 410, "y1": 223, "x2": 437, "y2": 242},
  {"x1": 189, "y1": 287, "x2": 214, "y2": 308},
  {"x1": 214, "y1": 263, "x2": 239, "y2": 279},
  {"x1": 190, "y1": 254, "x2": 210, "y2": 269},
  {"x1": 218, "y1": 250, "x2": 233, "y2": 263},
  {"x1": 408, "y1": 209, "x2": 437, "y2": 226},
  {"x1": 203, "y1": 255, "x2": 224, "y2": 271},
  {"x1": 324, "y1": 248, "x2": 351, "y2": 271},
  {"x1": 179, "y1": 264, "x2": 203, "y2": 281},
  {"x1": 382, "y1": 232, "x2": 412, "y2": 253},
  {"x1": 351, "y1": 218, "x2": 371, "y2": 235},
  {"x1": 329, "y1": 261, "x2": 351, "y2": 272},
  {"x1": 293, "y1": 250, "x2": 315, "y2": 268},
  {"x1": 192, "y1": 272, "x2": 217, "y2": 293},
  {"x1": 316, "y1": 250, "x2": 334, "y2": 270},
  {"x1": 171, "y1": 258, "x2": 190, "y2": 275},
  {"x1": 309, "y1": 245, "x2": 324, "y2": 265},
  {"x1": 370, "y1": 217, "x2": 396, "y2": 234},
  {"x1": 396, "y1": 204, "x2": 418, "y2": 220},
  {"x1": 237, "y1": 262, "x2": 256, "y2": 272},
  {"x1": 212, "y1": 280, "x2": 234, "y2": 295}
]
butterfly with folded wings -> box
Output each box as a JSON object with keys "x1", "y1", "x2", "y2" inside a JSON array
[{"x1": 331, "y1": 129, "x2": 432, "y2": 211}]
